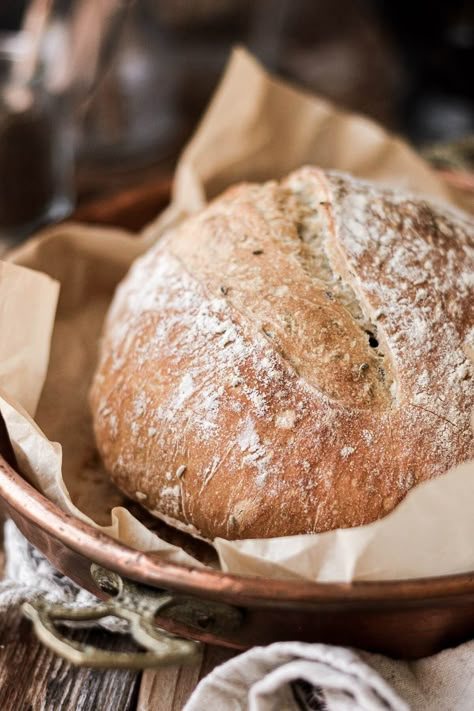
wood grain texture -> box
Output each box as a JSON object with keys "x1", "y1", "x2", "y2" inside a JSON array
[
  {"x1": 0, "y1": 603, "x2": 236, "y2": 711},
  {"x1": 0, "y1": 609, "x2": 141, "y2": 711},
  {"x1": 1, "y1": 508, "x2": 142, "y2": 711},
  {"x1": 0, "y1": 522, "x2": 233, "y2": 711},
  {"x1": 138, "y1": 646, "x2": 237, "y2": 711}
]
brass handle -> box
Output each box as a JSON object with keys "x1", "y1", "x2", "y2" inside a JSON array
[
  {"x1": 23, "y1": 599, "x2": 200, "y2": 669},
  {"x1": 23, "y1": 564, "x2": 241, "y2": 669}
]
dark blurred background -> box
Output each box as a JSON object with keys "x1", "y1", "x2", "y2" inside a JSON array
[{"x1": 0, "y1": 0, "x2": 473, "y2": 197}]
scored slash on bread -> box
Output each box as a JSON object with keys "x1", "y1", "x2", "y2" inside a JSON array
[{"x1": 90, "y1": 167, "x2": 474, "y2": 540}]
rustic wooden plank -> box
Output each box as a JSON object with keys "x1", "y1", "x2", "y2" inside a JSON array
[
  {"x1": 0, "y1": 609, "x2": 141, "y2": 711},
  {"x1": 138, "y1": 645, "x2": 237, "y2": 711},
  {"x1": 137, "y1": 658, "x2": 202, "y2": 711}
]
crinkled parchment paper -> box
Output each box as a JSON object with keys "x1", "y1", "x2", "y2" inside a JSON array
[
  {"x1": 0, "y1": 260, "x2": 58, "y2": 416},
  {"x1": 1, "y1": 48, "x2": 473, "y2": 582}
]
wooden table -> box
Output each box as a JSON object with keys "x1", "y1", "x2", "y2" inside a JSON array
[{"x1": 0, "y1": 611, "x2": 236, "y2": 710}]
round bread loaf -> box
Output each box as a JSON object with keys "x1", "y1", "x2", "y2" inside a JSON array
[{"x1": 90, "y1": 167, "x2": 474, "y2": 540}]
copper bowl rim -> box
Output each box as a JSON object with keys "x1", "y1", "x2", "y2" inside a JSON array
[
  {"x1": 2, "y1": 455, "x2": 474, "y2": 608},
  {"x1": 4, "y1": 170, "x2": 474, "y2": 609}
]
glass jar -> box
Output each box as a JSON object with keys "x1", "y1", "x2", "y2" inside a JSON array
[{"x1": 0, "y1": 31, "x2": 74, "y2": 239}]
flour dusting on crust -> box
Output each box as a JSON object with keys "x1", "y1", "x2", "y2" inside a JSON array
[{"x1": 91, "y1": 167, "x2": 474, "y2": 540}]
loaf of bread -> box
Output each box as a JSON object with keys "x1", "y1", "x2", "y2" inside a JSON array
[{"x1": 90, "y1": 167, "x2": 474, "y2": 540}]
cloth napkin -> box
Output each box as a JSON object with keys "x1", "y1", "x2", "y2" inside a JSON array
[
  {"x1": 0, "y1": 520, "x2": 123, "y2": 632},
  {"x1": 1, "y1": 521, "x2": 473, "y2": 710},
  {"x1": 184, "y1": 640, "x2": 474, "y2": 711}
]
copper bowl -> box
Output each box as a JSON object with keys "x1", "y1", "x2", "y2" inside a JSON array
[
  {"x1": 1, "y1": 174, "x2": 474, "y2": 661},
  {"x1": 2, "y1": 451, "x2": 474, "y2": 660}
]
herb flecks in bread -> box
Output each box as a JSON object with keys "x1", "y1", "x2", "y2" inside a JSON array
[{"x1": 91, "y1": 167, "x2": 474, "y2": 540}]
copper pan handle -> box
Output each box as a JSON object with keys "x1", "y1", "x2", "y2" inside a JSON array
[
  {"x1": 23, "y1": 598, "x2": 200, "y2": 669},
  {"x1": 22, "y1": 565, "x2": 242, "y2": 669}
]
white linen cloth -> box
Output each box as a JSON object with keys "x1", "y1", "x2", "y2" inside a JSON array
[
  {"x1": 184, "y1": 639, "x2": 474, "y2": 711},
  {"x1": 1, "y1": 521, "x2": 473, "y2": 710},
  {"x1": 0, "y1": 519, "x2": 123, "y2": 631}
]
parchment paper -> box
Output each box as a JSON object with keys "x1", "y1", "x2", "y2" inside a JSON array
[
  {"x1": 0, "y1": 260, "x2": 58, "y2": 416},
  {"x1": 1, "y1": 48, "x2": 473, "y2": 582},
  {"x1": 143, "y1": 47, "x2": 460, "y2": 244}
]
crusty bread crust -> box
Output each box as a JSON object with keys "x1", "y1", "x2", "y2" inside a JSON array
[{"x1": 90, "y1": 168, "x2": 474, "y2": 540}]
